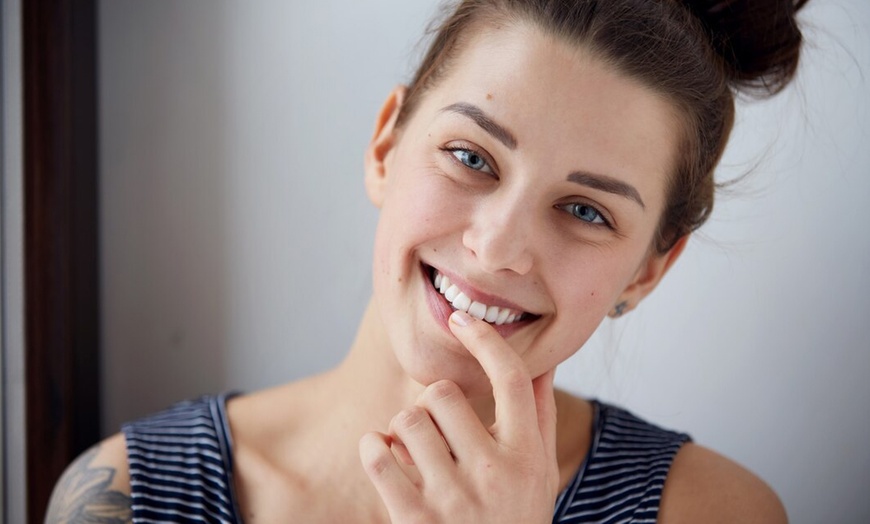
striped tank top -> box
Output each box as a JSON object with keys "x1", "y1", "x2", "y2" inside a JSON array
[{"x1": 122, "y1": 393, "x2": 690, "y2": 523}]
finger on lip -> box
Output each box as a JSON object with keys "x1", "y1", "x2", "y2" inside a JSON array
[
  {"x1": 449, "y1": 310, "x2": 474, "y2": 327},
  {"x1": 448, "y1": 310, "x2": 509, "y2": 352},
  {"x1": 448, "y1": 309, "x2": 539, "y2": 445},
  {"x1": 448, "y1": 310, "x2": 522, "y2": 373}
]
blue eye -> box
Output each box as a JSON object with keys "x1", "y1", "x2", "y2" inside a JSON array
[
  {"x1": 566, "y1": 203, "x2": 607, "y2": 225},
  {"x1": 451, "y1": 148, "x2": 494, "y2": 175}
]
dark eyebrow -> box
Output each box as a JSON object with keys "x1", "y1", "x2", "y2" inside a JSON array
[
  {"x1": 440, "y1": 102, "x2": 518, "y2": 150},
  {"x1": 567, "y1": 171, "x2": 646, "y2": 209}
]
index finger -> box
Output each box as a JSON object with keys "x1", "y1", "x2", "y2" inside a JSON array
[{"x1": 448, "y1": 310, "x2": 538, "y2": 445}]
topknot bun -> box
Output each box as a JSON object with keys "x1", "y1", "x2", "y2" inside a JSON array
[{"x1": 683, "y1": 0, "x2": 807, "y2": 96}]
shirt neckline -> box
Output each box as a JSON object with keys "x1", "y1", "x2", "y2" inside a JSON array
[{"x1": 215, "y1": 393, "x2": 604, "y2": 523}]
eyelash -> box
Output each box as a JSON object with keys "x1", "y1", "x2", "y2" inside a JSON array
[
  {"x1": 441, "y1": 144, "x2": 498, "y2": 177},
  {"x1": 440, "y1": 143, "x2": 613, "y2": 229},
  {"x1": 556, "y1": 202, "x2": 613, "y2": 229}
]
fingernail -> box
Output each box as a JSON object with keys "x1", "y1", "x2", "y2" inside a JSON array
[{"x1": 450, "y1": 310, "x2": 473, "y2": 326}]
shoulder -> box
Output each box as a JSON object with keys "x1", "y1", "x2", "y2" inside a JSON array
[
  {"x1": 45, "y1": 433, "x2": 132, "y2": 523},
  {"x1": 659, "y1": 442, "x2": 788, "y2": 524}
]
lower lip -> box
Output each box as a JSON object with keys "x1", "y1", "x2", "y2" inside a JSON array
[{"x1": 421, "y1": 265, "x2": 531, "y2": 339}]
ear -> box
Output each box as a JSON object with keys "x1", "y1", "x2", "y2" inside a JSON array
[
  {"x1": 364, "y1": 85, "x2": 407, "y2": 209},
  {"x1": 611, "y1": 235, "x2": 689, "y2": 317}
]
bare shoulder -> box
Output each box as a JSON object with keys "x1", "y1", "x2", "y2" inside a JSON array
[
  {"x1": 45, "y1": 433, "x2": 133, "y2": 523},
  {"x1": 658, "y1": 442, "x2": 788, "y2": 524}
]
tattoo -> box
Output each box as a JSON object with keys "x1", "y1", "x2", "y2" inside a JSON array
[{"x1": 45, "y1": 445, "x2": 133, "y2": 524}]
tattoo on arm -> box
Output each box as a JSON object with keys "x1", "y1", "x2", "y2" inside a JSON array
[{"x1": 45, "y1": 444, "x2": 133, "y2": 524}]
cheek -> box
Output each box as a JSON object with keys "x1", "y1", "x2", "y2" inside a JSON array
[
  {"x1": 371, "y1": 167, "x2": 466, "y2": 288},
  {"x1": 561, "y1": 286, "x2": 611, "y2": 346},
  {"x1": 550, "y1": 245, "x2": 631, "y2": 308},
  {"x1": 385, "y1": 173, "x2": 468, "y2": 246},
  {"x1": 524, "y1": 280, "x2": 615, "y2": 377},
  {"x1": 538, "y1": 249, "x2": 638, "y2": 350}
]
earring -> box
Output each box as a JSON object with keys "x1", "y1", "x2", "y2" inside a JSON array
[{"x1": 612, "y1": 301, "x2": 628, "y2": 318}]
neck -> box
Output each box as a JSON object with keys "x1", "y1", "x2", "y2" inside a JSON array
[
  {"x1": 329, "y1": 298, "x2": 497, "y2": 429},
  {"x1": 256, "y1": 297, "x2": 591, "y2": 504}
]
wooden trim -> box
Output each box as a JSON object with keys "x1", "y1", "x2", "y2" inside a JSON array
[{"x1": 23, "y1": 0, "x2": 99, "y2": 521}]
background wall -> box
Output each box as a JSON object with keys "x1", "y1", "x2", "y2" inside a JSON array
[
  {"x1": 2, "y1": 0, "x2": 26, "y2": 520},
  {"x1": 99, "y1": 1, "x2": 870, "y2": 522}
]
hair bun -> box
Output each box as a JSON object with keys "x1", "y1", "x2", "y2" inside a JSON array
[{"x1": 683, "y1": 0, "x2": 807, "y2": 96}]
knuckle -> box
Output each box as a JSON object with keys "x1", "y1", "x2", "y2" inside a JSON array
[
  {"x1": 365, "y1": 451, "x2": 393, "y2": 477},
  {"x1": 393, "y1": 406, "x2": 427, "y2": 432},
  {"x1": 501, "y1": 367, "x2": 531, "y2": 392},
  {"x1": 424, "y1": 379, "x2": 462, "y2": 404},
  {"x1": 359, "y1": 434, "x2": 392, "y2": 477},
  {"x1": 515, "y1": 452, "x2": 545, "y2": 476},
  {"x1": 472, "y1": 449, "x2": 498, "y2": 471}
]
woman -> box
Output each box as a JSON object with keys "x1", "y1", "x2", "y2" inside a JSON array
[{"x1": 47, "y1": 0, "x2": 806, "y2": 522}]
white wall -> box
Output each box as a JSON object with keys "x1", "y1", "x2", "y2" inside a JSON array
[{"x1": 99, "y1": 1, "x2": 870, "y2": 522}]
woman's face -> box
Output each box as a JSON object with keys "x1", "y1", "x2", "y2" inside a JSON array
[{"x1": 366, "y1": 23, "x2": 683, "y2": 396}]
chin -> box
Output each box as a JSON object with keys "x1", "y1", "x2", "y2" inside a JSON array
[{"x1": 389, "y1": 329, "x2": 494, "y2": 396}]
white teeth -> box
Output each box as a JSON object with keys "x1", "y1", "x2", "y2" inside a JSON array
[
  {"x1": 439, "y1": 275, "x2": 450, "y2": 294},
  {"x1": 452, "y1": 292, "x2": 472, "y2": 312},
  {"x1": 430, "y1": 268, "x2": 528, "y2": 325},
  {"x1": 468, "y1": 301, "x2": 487, "y2": 320}
]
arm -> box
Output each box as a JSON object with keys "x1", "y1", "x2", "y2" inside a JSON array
[
  {"x1": 44, "y1": 433, "x2": 133, "y2": 524},
  {"x1": 658, "y1": 442, "x2": 788, "y2": 524}
]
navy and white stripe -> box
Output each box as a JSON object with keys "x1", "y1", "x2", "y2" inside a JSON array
[
  {"x1": 554, "y1": 403, "x2": 691, "y2": 523},
  {"x1": 122, "y1": 392, "x2": 242, "y2": 523},
  {"x1": 123, "y1": 396, "x2": 689, "y2": 523}
]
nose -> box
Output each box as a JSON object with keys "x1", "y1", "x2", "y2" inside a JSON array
[{"x1": 462, "y1": 192, "x2": 534, "y2": 275}]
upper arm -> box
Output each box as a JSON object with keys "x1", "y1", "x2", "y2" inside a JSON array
[
  {"x1": 45, "y1": 432, "x2": 133, "y2": 523},
  {"x1": 658, "y1": 442, "x2": 788, "y2": 524}
]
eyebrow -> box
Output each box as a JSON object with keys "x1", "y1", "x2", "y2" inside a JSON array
[
  {"x1": 440, "y1": 102, "x2": 518, "y2": 150},
  {"x1": 567, "y1": 171, "x2": 646, "y2": 209},
  {"x1": 441, "y1": 102, "x2": 644, "y2": 209}
]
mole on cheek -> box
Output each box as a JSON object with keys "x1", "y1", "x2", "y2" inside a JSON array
[{"x1": 486, "y1": 93, "x2": 493, "y2": 100}]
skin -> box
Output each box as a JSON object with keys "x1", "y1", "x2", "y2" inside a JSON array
[
  {"x1": 45, "y1": 21, "x2": 787, "y2": 524},
  {"x1": 363, "y1": 23, "x2": 682, "y2": 402},
  {"x1": 44, "y1": 434, "x2": 132, "y2": 524}
]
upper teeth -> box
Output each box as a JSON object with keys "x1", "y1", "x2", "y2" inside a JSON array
[{"x1": 433, "y1": 270, "x2": 524, "y2": 325}]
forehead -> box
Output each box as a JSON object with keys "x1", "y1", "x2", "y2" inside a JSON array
[{"x1": 415, "y1": 22, "x2": 682, "y2": 213}]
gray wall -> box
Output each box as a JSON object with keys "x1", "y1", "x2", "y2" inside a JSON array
[
  {"x1": 2, "y1": 0, "x2": 26, "y2": 520},
  {"x1": 99, "y1": 1, "x2": 870, "y2": 522}
]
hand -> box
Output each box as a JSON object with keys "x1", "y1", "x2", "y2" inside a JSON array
[{"x1": 359, "y1": 310, "x2": 560, "y2": 524}]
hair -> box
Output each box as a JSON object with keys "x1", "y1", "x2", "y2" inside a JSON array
[{"x1": 395, "y1": 0, "x2": 807, "y2": 253}]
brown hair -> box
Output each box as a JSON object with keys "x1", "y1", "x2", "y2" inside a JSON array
[{"x1": 395, "y1": 0, "x2": 807, "y2": 252}]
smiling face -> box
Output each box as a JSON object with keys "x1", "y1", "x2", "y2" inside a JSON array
[{"x1": 365, "y1": 23, "x2": 685, "y2": 396}]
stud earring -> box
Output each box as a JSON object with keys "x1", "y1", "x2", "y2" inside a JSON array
[{"x1": 612, "y1": 301, "x2": 628, "y2": 318}]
